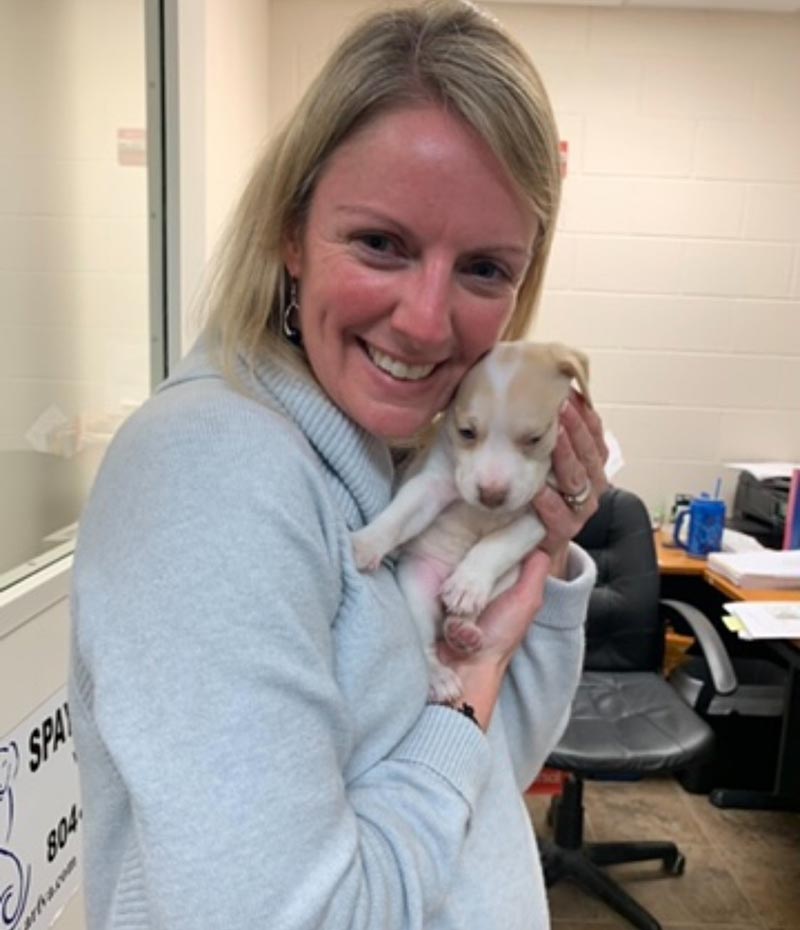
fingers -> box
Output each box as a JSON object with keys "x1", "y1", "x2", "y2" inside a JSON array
[
  {"x1": 476, "y1": 553, "x2": 548, "y2": 659},
  {"x1": 497, "y1": 548, "x2": 550, "y2": 617},
  {"x1": 557, "y1": 391, "x2": 609, "y2": 497},
  {"x1": 550, "y1": 424, "x2": 590, "y2": 501},
  {"x1": 534, "y1": 483, "x2": 591, "y2": 552},
  {"x1": 532, "y1": 392, "x2": 609, "y2": 558}
]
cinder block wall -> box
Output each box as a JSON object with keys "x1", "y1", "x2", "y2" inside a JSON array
[
  {"x1": 504, "y1": 2, "x2": 800, "y2": 515},
  {"x1": 269, "y1": 0, "x2": 800, "y2": 517}
]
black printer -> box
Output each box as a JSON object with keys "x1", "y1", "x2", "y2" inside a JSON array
[{"x1": 728, "y1": 470, "x2": 789, "y2": 549}]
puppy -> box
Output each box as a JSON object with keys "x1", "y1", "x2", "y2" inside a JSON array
[{"x1": 352, "y1": 341, "x2": 591, "y2": 702}]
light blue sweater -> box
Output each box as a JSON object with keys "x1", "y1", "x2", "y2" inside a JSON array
[{"x1": 69, "y1": 340, "x2": 595, "y2": 930}]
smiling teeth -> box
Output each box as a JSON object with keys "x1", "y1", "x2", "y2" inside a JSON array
[{"x1": 367, "y1": 346, "x2": 435, "y2": 381}]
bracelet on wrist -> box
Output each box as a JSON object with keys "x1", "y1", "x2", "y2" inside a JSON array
[{"x1": 430, "y1": 699, "x2": 481, "y2": 729}]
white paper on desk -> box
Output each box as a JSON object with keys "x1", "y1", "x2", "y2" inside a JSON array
[
  {"x1": 724, "y1": 461, "x2": 800, "y2": 480},
  {"x1": 721, "y1": 528, "x2": 764, "y2": 553},
  {"x1": 708, "y1": 550, "x2": 800, "y2": 589},
  {"x1": 724, "y1": 601, "x2": 800, "y2": 639}
]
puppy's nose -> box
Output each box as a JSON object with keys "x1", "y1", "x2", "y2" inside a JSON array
[{"x1": 478, "y1": 484, "x2": 508, "y2": 509}]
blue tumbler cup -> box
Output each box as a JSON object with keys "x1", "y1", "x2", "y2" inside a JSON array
[{"x1": 673, "y1": 495, "x2": 725, "y2": 558}]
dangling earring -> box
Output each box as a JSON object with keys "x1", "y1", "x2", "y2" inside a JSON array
[{"x1": 282, "y1": 278, "x2": 302, "y2": 346}]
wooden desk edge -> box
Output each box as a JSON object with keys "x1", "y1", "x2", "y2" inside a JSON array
[
  {"x1": 653, "y1": 531, "x2": 706, "y2": 576},
  {"x1": 703, "y1": 569, "x2": 800, "y2": 603}
]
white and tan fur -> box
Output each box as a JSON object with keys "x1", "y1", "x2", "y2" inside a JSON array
[{"x1": 352, "y1": 341, "x2": 591, "y2": 701}]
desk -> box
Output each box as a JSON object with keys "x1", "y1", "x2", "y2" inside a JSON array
[
  {"x1": 655, "y1": 531, "x2": 800, "y2": 607},
  {"x1": 656, "y1": 537, "x2": 706, "y2": 577},
  {"x1": 655, "y1": 531, "x2": 800, "y2": 811},
  {"x1": 704, "y1": 569, "x2": 800, "y2": 609}
]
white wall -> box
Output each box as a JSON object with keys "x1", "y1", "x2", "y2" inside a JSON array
[
  {"x1": 205, "y1": 0, "x2": 271, "y2": 255},
  {"x1": 176, "y1": 0, "x2": 272, "y2": 348},
  {"x1": 268, "y1": 0, "x2": 800, "y2": 516}
]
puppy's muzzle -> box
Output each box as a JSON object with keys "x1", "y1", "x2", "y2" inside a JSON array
[{"x1": 477, "y1": 483, "x2": 508, "y2": 509}]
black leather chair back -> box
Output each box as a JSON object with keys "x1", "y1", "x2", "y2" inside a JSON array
[{"x1": 574, "y1": 487, "x2": 663, "y2": 673}]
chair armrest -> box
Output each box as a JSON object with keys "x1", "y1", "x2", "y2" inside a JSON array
[{"x1": 660, "y1": 599, "x2": 738, "y2": 695}]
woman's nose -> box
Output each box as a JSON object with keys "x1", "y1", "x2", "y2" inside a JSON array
[{"x1": 390, "y1": 264, "x2": 454, "y2": 351}]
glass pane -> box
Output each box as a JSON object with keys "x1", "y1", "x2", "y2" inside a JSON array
[{"x1": 0, "y1": 0, "x2": 153, "y2": 590}]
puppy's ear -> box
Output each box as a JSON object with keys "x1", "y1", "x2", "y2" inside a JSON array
[{"x1": 551, "y1": 344, "x2": 591, "y2": 407}]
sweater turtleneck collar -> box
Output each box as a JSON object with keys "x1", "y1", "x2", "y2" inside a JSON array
[
  {"x1": 249, "y1": 352, "x2": 395, "y2": 527},
  {"x1": 163, "y1": 337, "x2": 395, "y2": 529}
]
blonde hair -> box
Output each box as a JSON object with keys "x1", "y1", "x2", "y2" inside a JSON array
[{"x1": 203, "y1": 0, "x2": 561, "y2": 375}]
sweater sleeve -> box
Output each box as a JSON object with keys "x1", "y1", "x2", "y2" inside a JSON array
[
  {"x1": 72, "y1": 393, "x2": 490, "y2": 930},
  {"x1": 497, "y1": 544, "x2": 595, "y2": 791}
]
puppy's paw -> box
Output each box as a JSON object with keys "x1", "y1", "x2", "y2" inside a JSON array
[
  {"x1": 427, "y1": 661, "x2": 463, "y2": 704},
  {"x1": 440, "y1": 567, "x2": 492, "y2": 617},
  {"x1": 444, "y1": 615, "x2": 483, "y2": 655},
  {"x1": 350, "y1": 528, "x2": 387, "y2": 573}
]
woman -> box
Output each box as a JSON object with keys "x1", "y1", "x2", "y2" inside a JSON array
[{"x1": 69, "y1": 2, "x2": 608, "y2": 928}]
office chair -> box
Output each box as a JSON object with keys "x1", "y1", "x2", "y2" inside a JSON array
[{"x1": 538, "y1": 487, "x2": 737, "y2": 930}]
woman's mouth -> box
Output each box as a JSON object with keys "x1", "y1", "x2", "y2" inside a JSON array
[{"x1": 365, "y1": 344, "x2": 437, "y2": 382}]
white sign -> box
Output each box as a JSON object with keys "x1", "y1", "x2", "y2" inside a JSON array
[{"x1": 0, "y1": 688, "x2": 81, "y2": 930}]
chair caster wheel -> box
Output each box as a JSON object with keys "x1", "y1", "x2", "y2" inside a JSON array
[{"x1": 665, "y1": 852, "x2": 685, "y2": 876}]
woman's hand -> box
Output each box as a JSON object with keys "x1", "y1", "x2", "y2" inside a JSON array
[
  {"x1": 435, "y1": 549, "x2": 551, "y2": 729},
  {"x1": 533, "y1": 390, "x2": 609, "y2": 577}
]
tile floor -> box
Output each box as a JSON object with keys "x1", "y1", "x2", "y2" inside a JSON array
[{"x1": 526, "y1": 776, "x2": 800, "y2": 930}]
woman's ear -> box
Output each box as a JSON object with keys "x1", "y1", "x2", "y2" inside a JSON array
[{"x1": 282, "y1": 224, "x2": 304, "y2": 279}]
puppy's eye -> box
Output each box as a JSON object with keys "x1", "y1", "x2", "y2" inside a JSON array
[
  {"x1": 457, "y1": 426, "x2": 478, "y2": 442},
  {"x1": 521, "y1": 434, "x2": 542, "y2": 448}
]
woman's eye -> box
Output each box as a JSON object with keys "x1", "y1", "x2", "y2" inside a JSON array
[
  {"x1": 359, "y1": 233, "x2": 395, "y2": 255},
  {"x1": 467, "y1": 259, "x2": 507, "y2": 282}
]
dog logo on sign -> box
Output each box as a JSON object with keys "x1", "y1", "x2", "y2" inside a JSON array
[{"x1": 0, "y1": 742, "x2": 30, "y2": 930}]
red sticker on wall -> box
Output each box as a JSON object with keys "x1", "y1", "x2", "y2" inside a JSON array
[{"x1": 117, "y1": 128, "x2": 146, "y2": 166}]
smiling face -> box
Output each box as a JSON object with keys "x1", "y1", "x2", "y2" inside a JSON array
[{"x1": 282, "y1": 103, "x2": 538, "y2": 440}]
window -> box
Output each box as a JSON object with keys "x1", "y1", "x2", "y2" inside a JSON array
[{"x1": 0, "y1": 0, "x2": 165, "y2": 590}]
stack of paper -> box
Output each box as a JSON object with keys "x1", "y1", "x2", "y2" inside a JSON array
[
  {"x1": 724, "y1": 601, "x2": 800, "y2": 640},
  {"x1": 707, "y1": 550, "x2": 800, "y2": 590}
]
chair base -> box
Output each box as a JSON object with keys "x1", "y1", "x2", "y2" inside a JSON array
[{"x1": 538, "y1": 776, "x2": 686, "y2": 930}]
